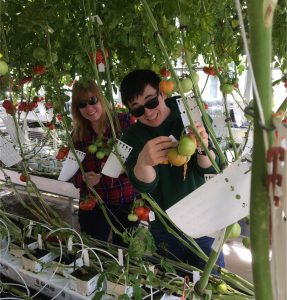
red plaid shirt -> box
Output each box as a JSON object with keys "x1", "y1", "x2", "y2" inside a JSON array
[{"x1": 70, "y1": 113, "x2": 139, "y2": 205}]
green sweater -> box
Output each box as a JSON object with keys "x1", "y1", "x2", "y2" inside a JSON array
[{"x1": 122, "y1": 96, "x2": 219, "y2": 230}]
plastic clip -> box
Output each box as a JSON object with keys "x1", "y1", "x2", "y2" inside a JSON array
[
  {"x1": 180, "y1": 275, "x2": 190, "y2": 300},
  {"x1": 266, "y1": 147, "x2": 285, "y2": 206}
]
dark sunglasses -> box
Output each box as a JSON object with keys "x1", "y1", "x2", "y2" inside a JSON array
[
  {"x1": 130, "y1": 94, "x2": 159, "y2": 117},
  {"x1": 77, "y1": 96, "x2": 98, "y2": 109}
]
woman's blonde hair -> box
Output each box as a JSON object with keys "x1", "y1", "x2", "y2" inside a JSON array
[{"x1": 71, "y1": 79, "x2": 107, "y2": 141}]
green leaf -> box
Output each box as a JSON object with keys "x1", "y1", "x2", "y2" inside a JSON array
[
  {"x1": 92, "y1": 291, "x2": 105, "y2": 300},
  {"x1": 118, "y1": 294, "x2": 131, "y2": 300}
]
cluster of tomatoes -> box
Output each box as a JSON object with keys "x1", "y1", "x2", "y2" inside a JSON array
[
  {"x1": 87, "y1": 137, "x2": 112, "y2": 160},
  {"x1": 220, "y1": 76, "x2": 239, "y2": 94},
  {"x1": 89, "y1": 49, "x2": 109, "y2": 65},
  {"x1": 17, "y1": 96, "x2": 44, "y2": 112},
  {"x1": 202, "y1": 66, "x2": 221, "y2": 76},
  {"x1": 55, "y1": 146, "x2": 69, "y2": 160},
  {"x1": 166, "y1": 134, "x2": 197, "y2": 167},
  {"x1": 128, "y1": 199, "x2": 151, "y2": 222}
]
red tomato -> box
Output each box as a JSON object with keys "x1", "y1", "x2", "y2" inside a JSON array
[
  {"x1": 56, "y1": 152, "x2": 66, "y2": 160},
  {"x1": 45, "y1": 102, "x2": 53, "y2": 109},
  {"x1": 59, "y1": 146, "x2": 69, "y2": 155},
  {"x1": 159, "y1": 79, "x2": 174, "y2": 94},
  {"x1": 19, "y1": 76, "x2": 33, "y2": 85},
  {"x1": 134, "y1": 206, "x2": 150, "y2": 221},
  {"x1": 33, "y1": 65, "x2": 46, "y2": 75},
  {"x1": 203, "y1": 66, "x2": 210, "y2": 74},
  {"x1": 2, "y1": 100, "x2": 13, "y2": 110},
  {"x1": 79, "y1": 199, "x2": 96, "y2": 211},
  {"x1": 20, "y1": 174, "x2": 28, "y2": 182},
  {"x1": 57, "y1": 114, "x2": 63, "y2": 121},
  {"x1": 160, "y1": 67, "x2": 171, "y2": 77},
  {"x1": 46, "y1": 122, "x2": 55, "y2": 130},
  {"x1": 33, "y1": 96, "x2": 41, "y2": 103}
]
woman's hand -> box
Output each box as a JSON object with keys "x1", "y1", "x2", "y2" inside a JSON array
[{"x1": 83, "y1": 171, "x2": 102, "y2": 187}]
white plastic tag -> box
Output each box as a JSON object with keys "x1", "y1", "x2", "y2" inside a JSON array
[
  {"x1": 27, "y1": 221, "x2": 33, "y2": 237},
  {"x1": 192, "y1": 271, "x2": 200, "y2": 284},
  {"x1": 149, "y1": 211, "x2": 155, "y2": 222},
  {"x1": 83, "y1": 249, "x2": 90, "y2": 266},
  {"x1": 118, "y1": 248, "x2": 124, "y2": 266},
  {"x1": 176, "y1": 96, "x2": 203, "y2": 134},
  {"x1": 211, "y1": 229, "x2": 225, "y2": 252},
  {"x1": 38, "y1": 234, "x2": 43, "y2": 250},
  {"x1": 67, "y1": 236, "x2": 73, "y2": 252},
  {"x1": 101, "y1": 139, "x2": 132, "y2": 178},
  {"x1": 0, "y1": 136, "x2": 22, "y2": 167},
  {"x1": 98, "y1": 62, "x2": 105, "y2": 72}
]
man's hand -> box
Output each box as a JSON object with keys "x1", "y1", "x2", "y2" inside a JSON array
[
  {"x1": 137, "y1": 136, "x2": 177, "y2": 167},
  {"x1": 83, "y1": 171, "x2": 102, "y2": 187},
  {"x1": 133, "y1": 136, "x2": 177, "y2": 183},
  {"x1": 187, "y1": 122, "x2": 209, "y2": 149}
]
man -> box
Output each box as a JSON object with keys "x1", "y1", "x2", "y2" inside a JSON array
[{"x1": 120, "y1": 69, "x2": 224, "y2": 269}]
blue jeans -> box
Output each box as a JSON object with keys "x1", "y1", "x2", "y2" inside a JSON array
[{"x1": 150, "y1": 228, "x2": 225, "y2": 271}]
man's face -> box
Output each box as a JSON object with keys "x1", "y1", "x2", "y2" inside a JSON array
[{"x1": 129, "y1": 85, "x2": 170, "y2": 127}]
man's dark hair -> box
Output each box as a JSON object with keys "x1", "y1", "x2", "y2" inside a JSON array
[{"x1": 120, "y1": 69, "x2": 160, "y2": 107}]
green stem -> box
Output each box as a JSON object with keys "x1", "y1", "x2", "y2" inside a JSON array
[
  {"x1": 247, "y1": 0, "x2": 275, "y2": 299},
  {"x1": 181, "y1": 32, "x2": 227, "y2": 169},
  {"x1": 222, "y1": 93, "x2": 239, "y2": 160}
]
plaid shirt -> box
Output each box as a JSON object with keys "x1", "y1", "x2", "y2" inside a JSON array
[{"x1": 70, "y1": 113, "x2": 139, "y2": 205}]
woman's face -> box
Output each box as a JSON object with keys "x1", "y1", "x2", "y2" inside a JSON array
[{"x1": 77, "y1": 91, "x2": 103, "y2": 124}]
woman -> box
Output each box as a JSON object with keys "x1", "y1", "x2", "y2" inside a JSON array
[{"x1": 70, "y1": 79, "x2": 139, "y2": 245}]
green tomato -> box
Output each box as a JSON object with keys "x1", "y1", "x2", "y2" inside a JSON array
[
  {"x1": 217, "y1": 282, "x2": 228, "y2": 294},
  {"x1": 231, "y1": 19, "x2": 239, "y2": 28},
  {"x1": 96, "y1": 151, "x2": 105, "y2": 160},
  {"x1": 33, "y1": 47, "x2": 47, "y2": 61},
  {"x1": 180, "y1": 78, "x2": 193, "y2": 93},
  {"x1": 228, "y1": 222, "x2": 241, "y2": 239},
  {"x1": 178, "y1": 135, "x2": 197, "y2": 156},
  {"x1": 0, "y1": 60, "x2": 9, "y2": 76},
  {"x1": 220, "y1": 83, "x2": 234, "y2": 94},
  {"x1": 128, "y1": 213, "x2": 139, "y2": 222},
  {"x1": 95, "y1": 139, "x2": 103, "y2": 147},
  {"x1": 88, "y1": 144, "x2": 98, "y2": 153},
  {"x1": 26, "y1": 184, "x2": 34, "y2": 193}
]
